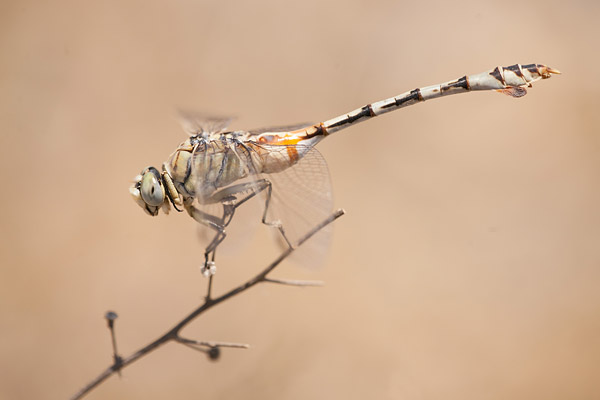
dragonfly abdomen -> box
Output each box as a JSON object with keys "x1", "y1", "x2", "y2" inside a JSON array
[{"x1": 305, "y1": 63, "x2": 559, "y2": 136}]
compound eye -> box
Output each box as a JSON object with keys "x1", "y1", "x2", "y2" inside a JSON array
[{"x1": 140, "y1": 169, "x2": 164, "y2": 206}]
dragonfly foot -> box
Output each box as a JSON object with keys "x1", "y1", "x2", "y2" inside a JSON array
[{"x1": 201, "y1": 261, "x2": 216, "y2": 277}]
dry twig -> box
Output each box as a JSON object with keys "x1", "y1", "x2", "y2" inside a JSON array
[{"x1": 69, "y1": 209, "x2": 345, "y2": 400}]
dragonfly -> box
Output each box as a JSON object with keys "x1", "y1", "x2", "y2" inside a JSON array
[{"x1": 130, "y1": 63, "x2": 559, "y2": 276}]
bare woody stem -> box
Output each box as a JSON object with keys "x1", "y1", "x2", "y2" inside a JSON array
[{"x1": 69, "y1": 209, "x2": 345, "y2": 400}]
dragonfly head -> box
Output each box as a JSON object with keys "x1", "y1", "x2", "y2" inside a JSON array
[{"x1": 130, "y1": 166, "x2": 169, "y2": 216}]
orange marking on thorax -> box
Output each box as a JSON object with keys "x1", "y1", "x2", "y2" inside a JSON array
[
  {"x1": 257, "y1": 132, "x2": 302, "y2": 145},
  {"x1": 286, "y1": 146, "x2": 299, "y2": 162},
  {"x1": 257, "y1": 132, "x2": 303, "y2": 163}
]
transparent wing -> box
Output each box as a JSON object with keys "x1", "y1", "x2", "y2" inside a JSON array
[
  {"x1": 189, "y1": 139, "x2": 266, "y2": 259},
  {"x1": 249, "y1": 123, "x2": 313, "y2": 134},
  {"x1": 186, "y1": 133, "x2": 333, "y2": 269},
  {"x1": 251, "y1": 143, "x2": 334, "y2": 268},
  {"x1": 174, "y1": 113, "x2": 236, "y2": 257},
  {"x1": 177, "y1": 110, "x2": 233, "y2": 136}
]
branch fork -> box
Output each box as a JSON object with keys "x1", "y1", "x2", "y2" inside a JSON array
[{"x1": 70, "y1": 209, "x2": 345, "y2": 400}]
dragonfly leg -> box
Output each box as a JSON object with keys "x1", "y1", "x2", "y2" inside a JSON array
[
  {"x1": 184, "y1": 203, "x2": 228, "y2": 276},
  {"x1": 201, "y1": 180, "x2": 273, "y2": 252},
  {"x1": 203, "y1": 204, "x2": 235, "y2": 255},
  {"x1": 200, "y1": 181, "x2": 272, "y2": 260},
  {"x1": 211, "y1": 179, "x2": 294, "y2": 248},
  {"x1": 259, "y1": 180, "x2": 294, "y2": 249},
  {"x1": 205, "y1": 250, "x2": 216, "y2": 300},
  {"x1": 210, "y1": 179, "x2": 270, "y2": 211},
  {"x1": 185, "y1": 180, "x2": 272, "y2": 275},
  {"x1": 187, "y1": 178, "x2": 295, "y2": 275}
]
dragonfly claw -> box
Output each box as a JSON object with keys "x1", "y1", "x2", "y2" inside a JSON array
[{"x1": 201, "y1": 261, "x2": 216, "y2": 277}]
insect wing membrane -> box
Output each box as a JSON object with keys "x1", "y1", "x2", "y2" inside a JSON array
[
  {"x1": 177, "y1": 111, "x2": 233, "y2": 136},
  {"x1": 191, "y1": 139, "x2": 262, "y2": 256},
  {"x1": 255, "y1": 143, "x2": 334, "y2": 269}
]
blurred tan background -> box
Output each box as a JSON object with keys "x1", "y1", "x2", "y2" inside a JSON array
[{"x1": 1, "y1": 0, "x2": 599, "y2": 399}]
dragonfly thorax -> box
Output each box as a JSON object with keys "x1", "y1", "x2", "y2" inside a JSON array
[{"x1": 163, "y1": 135, "x2": 256, "y2": 204}]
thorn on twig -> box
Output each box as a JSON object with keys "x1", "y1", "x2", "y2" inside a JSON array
[
  {"x1": 208, "y1": 346, "x2": 220, "y2": 361},
  {"x1": 104, "y1": 311, "x2": 123, "y2": 377},
  {"x1": 105, "y1": 311, "x2": 118, "y2": 328},
  {"x1": 263, "y1": 277, "x2": 325, "y2": 287},
  {"x1": 69, "y1": 210, "x2": 345, "y2": 399},
  {"x1": 175, "y1": 336, "x2": 249, "y2": 362}
]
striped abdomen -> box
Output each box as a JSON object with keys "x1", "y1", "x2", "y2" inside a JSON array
[{"x1": 285, "y1": 63, "x2": 559, "y2": 138}]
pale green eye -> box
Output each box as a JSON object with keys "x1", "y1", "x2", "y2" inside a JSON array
[{"x1": 140, "y1": 170, "x2": 164, "y2": 206}]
